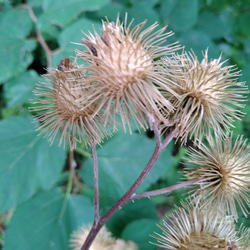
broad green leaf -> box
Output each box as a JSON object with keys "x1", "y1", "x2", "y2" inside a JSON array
[
  {"x1": 240, "y1": 64, "x2": 250, "y2": 90},
  {"x1": 0, "y1": 106, "x2": 19, "y2": 119},
  {"x1": 179, "y1": 30, "x2": 220, "y2": 61},
  {"x1": 58, "y1": 19, "x2": 102, "y2": 48},
  {"x1": 96, "y1": 3, "x2": 123, "y2": 21},
  {"x1": 126, "y1": 2, "x2": 161, "y2": 27},
  {"x1": 196, "y1": 11, "x2": 231, "y2": 39},
  {"x1": 81, "y1": 132, "x2": 174, "y2": 202},
  {"x1": 207, "y1": 0, "x2": 250, "y2": 13},
  {"x1": 70, "y1": 194, "x2": 94, "y2": 226},
  {"x1": 232, "y1": 119, "x2": 244, "y2": 140},
  {"x1": 229, "y1": 46, "x2": 249, "y2": 69},
  {"x1": 4, "y1": 70, "x2": 40, "y2": 107},
  {"x1": 51, "y1": 17, "x2": 102, "y2": 67},
  {"x1": 0, "y1": 8, "x2": 36, "y2": 82},
  {"x1": 27, "y1": 0, "x2": 43, "y2": 7},
  {"x1": 160, "y1": 0, "x2": 198, "y2": 32},
  {"x1": 0, "y1": 37, "x2": 36, "y2": 83},
  {"x1": 122, "y1": 219, "x2": 160, "y2": 250},
  {"x1": 107, "y1": 199, "x2": 158, "y2": 237},
  {"x1": 0, "y1": 8, "x2": 33, "y2": 39},
  {"x1": 3, "y1": 189, "x2": 94, "y2": 250},
  {"x1": 42, "y1": 0, "x2": 110, "y2": 11},
  {"x1": 38, "y1": 0, "x2": 110, "y2": 39},
  {"x1": 0, "y1": 0, "x2": 10, "y2": 6},
  {"x1": 238, "y1": 12, "x2": 250, "y2": 37},
  {"x1": 131, "y1": 0, "x2": 159, "y2": 8},
  {"x1": 112, "y1": 0, "x2": 129, "y2": 5},
  {"x1": 0, "y1": 116, "x2": 67, "y2": 213},
  {"x1": 218, "y1": 43, "x2": 233, "y2": 57}
]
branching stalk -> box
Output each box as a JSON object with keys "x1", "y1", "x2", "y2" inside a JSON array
[
  {"x1": 81, "y1": 125, "x2": 177, "y2": 250},
  {"x1": 130, "y1": 177, "x2": 206, "y2": 200}
]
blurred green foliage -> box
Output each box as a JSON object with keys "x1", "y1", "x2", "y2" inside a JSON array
[{"x1": 0, "y1": 0, "x2": 250, "y2": 249}]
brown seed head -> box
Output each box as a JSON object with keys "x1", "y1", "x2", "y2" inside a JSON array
[
  {"x1": 76, "y1": 14, "x2": 181, "y2": 132},
  {"x1": 32, "y1": 58, "x2": 113, "y2": 150},
  {"x1": 152, "y1": 202, "x2": 239, "y2": 250},
  {"x1": 161, "y1": 50, "x2": 248, "y2": 144},
  {"x1": 184, "y1": 134, "x2": 250, "y2": 219}
]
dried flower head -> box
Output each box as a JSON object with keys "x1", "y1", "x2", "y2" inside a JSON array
[
  {"x1": 69, "y1": 225, "x2": 138, "y2": 250},
  {"x1": 184, "y1": 134, "x2": 250, "y2": 219},
  {"x1": 152, "y1": 202, "x2": 241, "y2": 250},
  {"x1": 236, "y1": 226, "x2": 250, "y2": 250},
  {"x1": 32, "y1": 58, "x2": 113, "y2": 150},
  {"x1": 161, "y1": 50, "x2": 247, "y2": 144},
  {"x1": 76, "y1": 14, "x2": 181, "y2": 132}
]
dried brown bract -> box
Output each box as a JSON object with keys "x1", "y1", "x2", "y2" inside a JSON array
[
  {"x1": 76, "y1": 14, "x2": 181, "y2": 132},
  {"x1": 184, "y1": 134, "x2": 250, "y2": 219},
  {"x1": 161, "y1": 50, "x2": 247, "y2": 144},
  {"x1": 32, "y1": 58, "x2": 113, "y2": 150},
  {"x1": 153, "y1": 201, "x2": 244, "y2": 250}
]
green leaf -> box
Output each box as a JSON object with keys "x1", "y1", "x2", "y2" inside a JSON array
[
  {"x1": 38, "y1": 0, "x2": 110, "y2": 39},
  {"x1": 126, "y1": 2, "x2": 161, "y2": 27},
  {"x1": 0, "y1": 8, "x2": 33, "y2": 39},
  {"x1": 3, "y1": 189, "x2": 94, "y2": 250},
  {"x1": 240, "y1": 64, "x2": 250, "y2": 90},
  {"x1": 95, "y1": 3, "x2": 123, "y2": 21},
  {"x1": 51, "y1": 17, "x2": 102, "y2": 67},
  {"x1": 107, "y1": 199, "x2": 158, "y2": 237},
  {"x1": 179, "y1": 30, "x2": 220, "y2": 61},
  {"x1": 131, "y1": 0, "x2": 159, "y2": 8},
  {"x1": 42, "y1": 0, "x2": 110, "y2": 12},
  {"x1": 0, "y1": 116, "x2": 67, "y2": 213},
  {"x1": 4, "y1": 70, "x2": 40, "y2": 107},
  {"x1": 0, "y1": 37, "x2": 36, "y2": 83},
  {"x1": 0, "y1": 8, "x2": 36, "y2": 82},
  {"x1": 232, "y1": 119, "x2": 244, "y2": 140},
  {"x1": 70, "y1": 194, "x2": 94, "y2": 226},
  {"x1": 122, "y1": 218, "x2": 160, "y2": 250},
  {"x1": 160, "y1": 0, "x2": 198, "y2": 32},
  {"x1": 81, "y1": 132, "x2": 174, "y2": 202},
  {"x1": 196, "y1": 11, "x2": 231, "y2": 39},
  {"x1": 112, "y1": 0, "x2": 129, "y2": 5},
  {"x1": 238, "y1": 12, "x2": 250, "y2": 37},
  {"x1": 27, "y1": 0, "x2": 43, "y2": 7}
]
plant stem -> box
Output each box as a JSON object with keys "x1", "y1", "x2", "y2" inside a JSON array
[
  {"x1": 20, "y1": 4, "x2": 52, "y2": 68},
  {"x1": 81, "y1": 128, "x2": 176, "y2": 250},
  {"x1": 91, "y1": 143, "x2": 100, "y2": 227},
  {"x1": 130, "y1": 177, "x2": 205, "y2": 200}
]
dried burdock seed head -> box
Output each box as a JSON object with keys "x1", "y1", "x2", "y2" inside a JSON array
[
  {"x1": 69, "y1": 224, "x2": 138, "y2": 250},
  {"x1": 76, "y1": 14, "x2": 181, "y2": 132},
  {"x1": 184, "y1": 134, "x2": 250, "y2": 220},
  {"x1": 152, "y1": 201, "x2": 240, "y2": 250},
  {"x1": 235, "y1": 226, "x2": 250, "y2": 250},
  {"x1": 161, "y1": 50, "x2": 248, "y2": 144},
  {"x1": 32, "y1": 58, "x2": 113, "y2": 150}
]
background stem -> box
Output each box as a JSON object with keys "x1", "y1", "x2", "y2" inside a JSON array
[
  {"x1": 91, "y1": 143, "x2": 100, "y2": 227},
  {"x1": 21, "y1": 4, "x2": 52, "y2": 69}
]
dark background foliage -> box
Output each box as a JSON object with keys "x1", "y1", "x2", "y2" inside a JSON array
[{"x1": 0, "y1": 0, "x2": 250, "y2": 249}]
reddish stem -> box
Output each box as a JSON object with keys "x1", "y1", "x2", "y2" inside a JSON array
[
  {"x1": 81, "y1": 128, "x2": 176, "y2": 250},
  {"x1": 130, "y1": 177, "x2": 205, "y2": 200}
]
